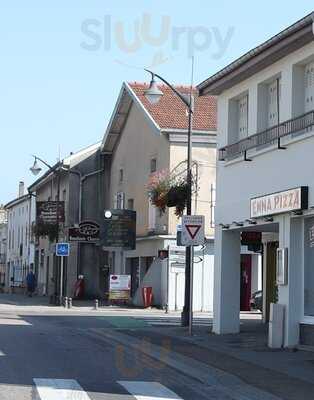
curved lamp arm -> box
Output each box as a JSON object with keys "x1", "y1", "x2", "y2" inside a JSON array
[
  {"x1": 32, "y1": 155, "x2": 53, "y2": 170},
  {"x1": 145, "y1": 69, "x2": 194, "y2": 113}
]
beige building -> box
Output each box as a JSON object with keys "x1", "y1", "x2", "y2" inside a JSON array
[{"x1": 101, "y1": 82, "x2": 217, "y2": 303}]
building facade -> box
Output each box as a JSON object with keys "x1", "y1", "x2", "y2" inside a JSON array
[
  {"x1": 5, "y1": 182, "x2": 35, "y2": 291},
  {"x1": 198, "y1": 12, "x2": 314, "y2": 346},
  {"x1": 101, "y1": 82, "x2": 218, "y2": 309},
  {"x1": 0, "y1": 206, "x2": 7, "y2": 287},
  {"x1": 28, "y1": 143, "x2": 107, "y2": 300}
]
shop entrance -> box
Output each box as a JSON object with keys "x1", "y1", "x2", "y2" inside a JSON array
[{"x1": 240, "y1": 255, "x2": 252, "y2": 311}]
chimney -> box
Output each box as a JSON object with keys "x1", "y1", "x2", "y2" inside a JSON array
[{"x1": 19, "y1": 181, "x2": 25, "y2": 197}]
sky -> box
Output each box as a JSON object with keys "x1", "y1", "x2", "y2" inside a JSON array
[{"x1": 1, "y1": 1, "x2": 313, "y2": 204}]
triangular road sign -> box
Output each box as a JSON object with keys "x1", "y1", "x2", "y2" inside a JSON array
[{"x1": 185, "y1": 224, "x2": 201, "y2": 239}]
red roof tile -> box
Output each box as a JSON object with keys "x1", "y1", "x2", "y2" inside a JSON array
[{"x1": 128, "y1": 82, "x2": 216, "y2": 132}]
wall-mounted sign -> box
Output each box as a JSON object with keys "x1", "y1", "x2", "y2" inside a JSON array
[
  {"x1": 250, "y1": 187, "x2": 308, "y2": 218},
  {"x1": 36, "y1": 201, "x2": 65, "y2": 224},
  {"x1": 103, "y1": 209, "x2": 136, "y2": 250},
  {"x1": 68, "y1": 221, "x2": 100, "y2": 242}
]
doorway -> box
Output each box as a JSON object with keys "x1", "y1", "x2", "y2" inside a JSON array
[{"x1": 240, "y1": 255, "x2": 252, "y2": 311}]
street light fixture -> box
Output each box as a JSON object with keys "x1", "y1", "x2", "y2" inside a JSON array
[
  {"x1": 145, "y1": 68, "x2": 194, "y2": 329},
  {"x1": 30, "y1": 158, "x2": 42, "y2": 176},
  {"x1": 144, "y1": 75, "x2": 164, "y2": 104}
]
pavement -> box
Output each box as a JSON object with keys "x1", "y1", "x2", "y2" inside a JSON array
[{"x1": 0, "y1": 293, "x2": 313, "y2": 399}]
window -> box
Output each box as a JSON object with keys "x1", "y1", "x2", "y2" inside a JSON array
[
  {"x1": 238, "y1": 95, "x2": 248, "y2": 140},
  {"x1": 62, "y1": 189, "x2": 67, "y2": 201},
  {"x1": 127, "y1": 199, "x2": 134, "y2": 210},
  {"x1": 119, "y1": 169, "x2": 124, "y2": 183},
  {"x1": 150, "y1": 158, "x2": 157, "y2": 173},
  {"x1": 148, "y1": 202, "x2": 156, "y2": 231},
  {"x1": 305, "y1": 62, "x2": 314, "y2": 113},
  {"x1": 115, "y1": 192, "x2": 125, "y2": 209}
]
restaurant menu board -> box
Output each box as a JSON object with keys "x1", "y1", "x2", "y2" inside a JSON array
[
  {"x1": 109, "y1": 274, "x2": 131, "y2": 301},
  {"x1": 103, "y1": 210, "x2": 136, "y2": 250}
]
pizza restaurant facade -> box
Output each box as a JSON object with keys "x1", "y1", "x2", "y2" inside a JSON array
[{"x1": 198, "y1": 12, "x2": 314, "y2": 347}]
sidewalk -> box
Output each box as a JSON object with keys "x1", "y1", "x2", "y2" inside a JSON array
[{"x1": 90, "y1": 319, "x2": 314, "y2": 400}]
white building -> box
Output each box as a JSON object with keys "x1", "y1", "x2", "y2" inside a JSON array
[
  {"x1": 0, "y1": 206, "x2": 7, "y2": 287},
  {"x1": 5, "y1": 182, "x2": 36, "y2": 291},
  {"x1": 198, "y1": 12, "x2": 314, "y2": 347}
]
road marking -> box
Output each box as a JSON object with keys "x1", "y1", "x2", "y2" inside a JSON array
[
  {"x1": 118, "y1": 381, "x2": 182, "y2": 399},
  {"x1": 34, "y1": 379, "x2": 91, "y2": 400}
]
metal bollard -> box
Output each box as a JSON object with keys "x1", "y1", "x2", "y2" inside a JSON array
[
  {"x1": 68, "y1": 297, "x2": 72, "y2": 309},
  {"x1": 94, "y1": 299, "x2": 99, "y2": 310},
  {"x1": 64, "y1": 297, "x2": 68, "y2": 308}
]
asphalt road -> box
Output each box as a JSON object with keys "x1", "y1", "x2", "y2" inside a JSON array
[{"x1": 0, "y1": 307, "x2": 229, "y2": 400}]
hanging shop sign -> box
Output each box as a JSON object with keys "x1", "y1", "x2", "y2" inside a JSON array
[
  {"x1": 68, "y1": 221, "x2": 100, "y2": 242},
  {"x1": 103, "y1": 209, "x2": 136, "y2": 250},
  {"x1": 250, "y1": 187, "x2": 308, "y2": 218},
  {"x1": 36, "y1": 201, "x2": 65, "y2": 224}
]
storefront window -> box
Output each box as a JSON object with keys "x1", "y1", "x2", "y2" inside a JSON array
[{"x1": 304, "y1": 217, "x2": 314, "y2": 316}]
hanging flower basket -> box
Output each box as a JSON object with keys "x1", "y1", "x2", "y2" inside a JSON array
[
  {"x1": 33, "y1": 222, "x2": 59, "y2": 242},
  {"x1": 147, "y1": 170, "x2": 189, "y2": 217}
]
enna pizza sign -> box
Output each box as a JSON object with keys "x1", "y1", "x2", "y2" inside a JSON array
[{"x1": 250, "y1": 186, "x2": 308, "y2": 218}]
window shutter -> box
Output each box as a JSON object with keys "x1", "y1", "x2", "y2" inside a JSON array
[
  {"x1": 305, "y1": 62, "x2": 314, "y2": 113},
  {"x1": 268, "y1": 78, "x2": 281, "y2": 128},
  {"x1": 238, "y1": 95, "x2": 248, "y2": 140},
  {"x1": 148, "y1": 202, "x2": 156, "y2": 231}
]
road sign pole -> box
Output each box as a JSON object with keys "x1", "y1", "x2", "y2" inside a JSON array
[
  {"x1": 189, "y1": 246, "x2": 194, "y2": 336},
  {"x1": 59, "y1": 256, "x2": 64, "y2": 306}
]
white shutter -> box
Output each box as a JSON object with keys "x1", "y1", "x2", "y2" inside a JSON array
[
  {"x1": 305, "y1": 62, "x2": 314, "y2": 113},
  {"x1": 267, "y1": 79, "x2": 281, "y2": 128},
  {"x1": 115, "y1": 192, "x2": 125, "y2": 209},
  {"x1": 238, "y1": 95, "x2": 248, "y2": 140},
  {"x1": 148, "y1": 202, "x2": 156, "y2": 231}
]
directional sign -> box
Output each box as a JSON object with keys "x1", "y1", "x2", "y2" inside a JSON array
[
  {"x1": 181, "y1": 215, "x2": 205, "y2": 246},
  {"x1": 56, "y1": 242, "x2": 70, "y2": 257}
]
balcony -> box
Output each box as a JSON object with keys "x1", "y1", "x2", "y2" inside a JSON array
[{"x1": 219, "y1": 110, "x2": 314, "y2": 162}]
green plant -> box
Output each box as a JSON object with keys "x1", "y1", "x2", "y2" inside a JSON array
[
  {"x1": 33, "y1": 222, "x2": 59, "y2": 242},
  {"x1": 147, "y1": 170, "x2": 189, "y2": 217}
]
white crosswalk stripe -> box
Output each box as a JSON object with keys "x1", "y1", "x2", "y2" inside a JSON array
[
  {"x1": 34, "y1": 379, "x2": 91, "y2": 400},
  {"x1": 118, "y1": 381, "x2": 183, "y2": 400}
]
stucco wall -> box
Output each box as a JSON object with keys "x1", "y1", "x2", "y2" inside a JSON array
[
  {"x1": 110, "y1": 102, "x2": 170, "y2": 236},
  {"x1": 169, "y1": 142, "x2": 216, "y2": 236},
  {"x1": 215, "y1": 41, "x2": 314, "y2": 225}
]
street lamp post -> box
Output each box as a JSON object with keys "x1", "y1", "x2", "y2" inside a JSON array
[
  {"x1": 144, "y1": 70, "x2": 194, "y2": 327},
  {"x1": 30, "y1": 156, "x2": 62, "y2": 305}
]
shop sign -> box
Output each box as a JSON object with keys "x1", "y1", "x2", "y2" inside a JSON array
[
  {"x1": 68, "y1": 221, "x2": 100, "y2": 242},
  {"x1": 241, "y1": 231, "x2": 262, "y2": 246},
  {"x1": 109, "y1": 274, "x2": 131, "y2": 301},
  {"x1": 250, "y1": 187, "x2": 308, "y2": 218},
  {"x1": 36, "y1": 201, "x2": 65, "y2": 224}
]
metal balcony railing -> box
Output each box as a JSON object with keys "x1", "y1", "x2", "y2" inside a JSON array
[{"x1": 219, "y1": 110, "x2": 314, "y2": 162}]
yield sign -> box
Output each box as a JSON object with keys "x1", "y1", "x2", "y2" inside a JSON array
[
  {"x1": 185, "y1": 224, "x2": 201, "y2": 239},
  {"x1": 181, "y1": 215, "x2": 205, "y2": 246}
]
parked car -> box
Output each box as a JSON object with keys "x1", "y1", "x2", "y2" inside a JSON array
[{"x1": 250, "y1": 290, "x2": 263, "y2": 311}]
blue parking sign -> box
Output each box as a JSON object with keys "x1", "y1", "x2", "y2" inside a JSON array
[{"x1": 56, "y1": 243, "x2": 70, "y2": 257}]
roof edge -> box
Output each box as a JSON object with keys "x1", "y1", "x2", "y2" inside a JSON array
[{"x1": 198, "y1": 12, "x2": 314, "y2": 95}]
